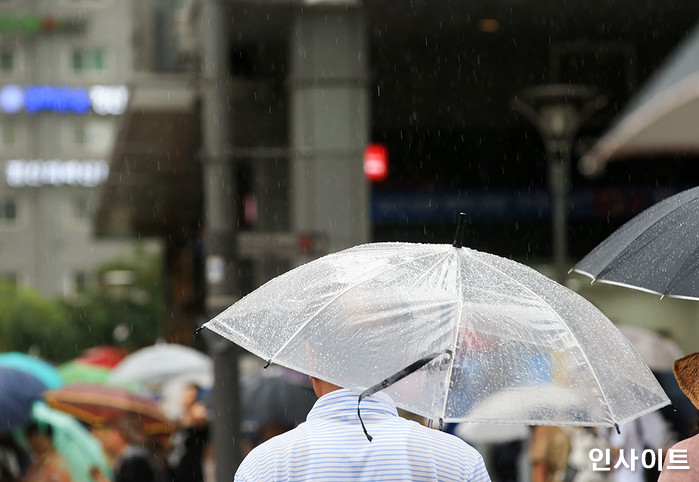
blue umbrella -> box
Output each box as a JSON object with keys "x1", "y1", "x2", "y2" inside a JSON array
[
  {"x1": 0, "y1": 352, "x2": 64, "y2": 389},
  {"x1": 0, "y1": 366, "x2": 47, "y2": 434}
]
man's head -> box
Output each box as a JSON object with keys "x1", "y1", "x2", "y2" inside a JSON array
[{"x1": 310, "y1": 377, "x2": 341, "y2": 398}]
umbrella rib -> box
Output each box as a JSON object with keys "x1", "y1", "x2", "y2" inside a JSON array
[
  {"x1": 268, "y1": 251, "x2": 443, "y2": 365},
  {"x1": 438, "y1": 249, "x2": 463, "y2": 422},
  {"x1": 664, "y1": 240, "x2": 699, "y2": 297},
  {"x1": 462, "y1": 250, "x2": 619, "y2": 423}
]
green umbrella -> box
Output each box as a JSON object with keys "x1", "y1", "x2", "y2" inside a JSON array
[
  {"x1": 58, "y1": 361, "x2": 110, "y2": 385},
  {"x1": 15, "y1": 401, "x2": 112, "y2": 481}
]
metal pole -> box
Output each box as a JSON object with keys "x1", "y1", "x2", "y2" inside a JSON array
[{"x1": 200, "y1": 0, "x2": 242, "y2": 479}]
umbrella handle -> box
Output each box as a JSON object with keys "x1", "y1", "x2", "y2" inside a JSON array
[
  {"x1": 453, "y1": 213, "x2": 467, "y2": 248},
  {"x1": 357, "y1": 349, "x2": 453, "y2": 441}
]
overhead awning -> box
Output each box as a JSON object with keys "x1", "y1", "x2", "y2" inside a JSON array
[
  {"x1": 94, "y1": 74, "x2": 201, "y2": 238},
  {"x1": 580, "y1": 22, "x2": 699, "y2": 175}
]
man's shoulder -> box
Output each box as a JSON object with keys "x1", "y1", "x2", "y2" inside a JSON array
[
  {"x1": 401, "y1": 419, "x2": 482, "y2": 454},
  {"x1": 242, "y1": 425, "x2": 307, "y2": 460}
]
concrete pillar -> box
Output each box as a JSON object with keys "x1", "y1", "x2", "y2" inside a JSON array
[{"x1": 288, "y1": 6, "x2": 370, "y2": 256}]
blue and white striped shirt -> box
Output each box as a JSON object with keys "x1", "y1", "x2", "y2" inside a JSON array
[{"x1": 235, "y1": 388, "x2": 491, "y2": 481}]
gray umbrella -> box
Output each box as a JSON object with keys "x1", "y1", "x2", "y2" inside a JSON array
[
  {"x1": 241, "y1": 366, "x2": 317, "y2": 433},
  {"x1": 573, "y1": 186, "x2": 699, "y2": 300}
]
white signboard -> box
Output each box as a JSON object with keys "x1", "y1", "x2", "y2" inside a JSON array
[{"x1": 5, "y1": 159, "x2": 109, "y2": 187}]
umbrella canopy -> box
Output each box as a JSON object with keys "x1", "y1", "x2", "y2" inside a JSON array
[
  {"x1": 581, "y1": 22, "x2": 699, "y2": 174},
  {"x1": 15, "y1": 402, "x2": 112, "y2": 481},
  {"x1": 0, "y1": 352, "x2": 63, "y2": 389},
  {"x1": 75, "y1": 346, "x2": 127, "y2": 369},
  {"x1": 203, "y1": 240, "x2": 669, "y2": 428},
  {"x1": 109, "y1": 343, "x2": 212, "y2": 386},
  {"x1": 43, "y1": 384, "x2": 174, "y2": 437},
  {"x1": 573, "y1": 186, "x2": 699, "y2": 300},
  {"x1": 57, "y1": 361, "x2": 111, "y2": 385},
  {"x1": 0, "y1": 367, "x2": 47, "y2": 434}
]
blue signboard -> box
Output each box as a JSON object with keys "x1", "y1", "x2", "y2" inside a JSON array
[
  {"x1": 371, "y1": 186, "x2": 684, "y2": 224},
  {"x1": 0, "y1": 84, "x2": 128, "y2": 115}
]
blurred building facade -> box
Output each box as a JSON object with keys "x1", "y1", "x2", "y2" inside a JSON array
[
  {"x1": 0, "y1": 0, "x2": 141, "y2": 298},
  {"x1": 96, "y1": 1, "x2": 699, "y2": 346}
]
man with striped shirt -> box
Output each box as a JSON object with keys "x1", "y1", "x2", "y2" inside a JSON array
[{"x1": 235, "y1": 377, "x2": 491, "y2": 481}]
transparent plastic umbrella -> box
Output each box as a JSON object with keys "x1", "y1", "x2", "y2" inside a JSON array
[
  {"x1": 108, "y1": 343, "x2": 212, "y2": 387},
  {"x1": 203, "y1": 221, "x2": 669, "y2": 429}
]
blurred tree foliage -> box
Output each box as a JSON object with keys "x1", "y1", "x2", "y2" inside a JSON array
[
  {"x1": 0, "y1": 282, "x2": 70, "y2": 362},
  {"x1": 0, "y1": 245, "x2": 164, "y2": 363}
]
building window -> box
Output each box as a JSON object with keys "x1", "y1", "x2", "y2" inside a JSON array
[
  {"x1": 0, "y1": 197, "x2": 17, "y2": 223},
  {"x1": 0, "y1": 50, "x2": 13, "y2": 72},
  {"x1": 0, "y1": 44, "x2": 22, "y2": 78},
  {"x1": 0, "y1": 122, "x2": 17, "y2": 147},
  {"x1": 71, "y1": 47, "x2": 106, "y2": 74},
  {"x1": 67, "y1": 119, "x2": 115, "y2": 154},
  {"x1": 74, "y1": 271, "x2": 88, "y2": 292},
  {"x1": 74, "y1": 195, "x2": 91, "y2": 220}
]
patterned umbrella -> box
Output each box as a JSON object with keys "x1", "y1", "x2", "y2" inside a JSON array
[{"x1": 43, "y1": 384, "x2": 174, "y2": 436}]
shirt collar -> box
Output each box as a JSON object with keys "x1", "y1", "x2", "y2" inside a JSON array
[{"x1": 307, "y1": 388, "x2": 399, "y2": 423}]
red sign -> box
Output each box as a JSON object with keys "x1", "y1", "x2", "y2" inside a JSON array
[{"x1": 364, "y1": 144, "x2": 388, "y2": 181}]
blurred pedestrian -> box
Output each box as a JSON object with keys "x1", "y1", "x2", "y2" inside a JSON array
[
  {"x1": 90, "y1": 414, "x2": 162, "y2": 482},
  {"x1": 20, "y1": 422, "x2": 72, "y2": 482},
  {"x1": 235, "y1": 376, "x2": 491, "y2": 481},
  {"x1": 563, "y1": 426, "x2": 611, "y2": 482},
  {"x1": 530, "y1": 425, "x2": 570, "y2": 482},
  {"x1": 166, "y1": 383, "x2": 210, "y2": 482},
  {"x1": 658, "y1": 352, "x2": 699, "y2": 482},
  {"x1": 606, "y1": 410, "x2": 673, "y2": 482},
  {"x1": 0, "y1": 432, "x2": 30, "y2": 481}
]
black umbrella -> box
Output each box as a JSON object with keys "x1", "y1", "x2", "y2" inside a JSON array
[
  {"x1": 572, "y1": 186, "x2": 699, "y2": 300},
  {"x1": 241, "y1": 366, "x2": 316, "y2": 434}
]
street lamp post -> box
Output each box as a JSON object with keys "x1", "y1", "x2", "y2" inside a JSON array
[
  {"x1": 199, "y1": 0, "x2": 243, "y2": 479},
  {"x1": 512, "y1": 84, "x2": 606, "y2": 284}
]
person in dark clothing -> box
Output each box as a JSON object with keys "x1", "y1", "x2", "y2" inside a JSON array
[
  {"x1": 166, "y1": 383, "x2": 210, "y2": 482},
  {"x1": 90, "y1": 414, "x2": 162, "y2": 482}
]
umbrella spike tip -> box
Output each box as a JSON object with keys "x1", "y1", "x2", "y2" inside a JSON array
[
  {"x1": 263, "y1": 359, "x2": 271, "y2": 369},
  {"x1": 452, "y1": 212, "x2": 467, "y2": 248},
  {"x1": 615, "y1": 423, "x2": 620, "y2": 435}
]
